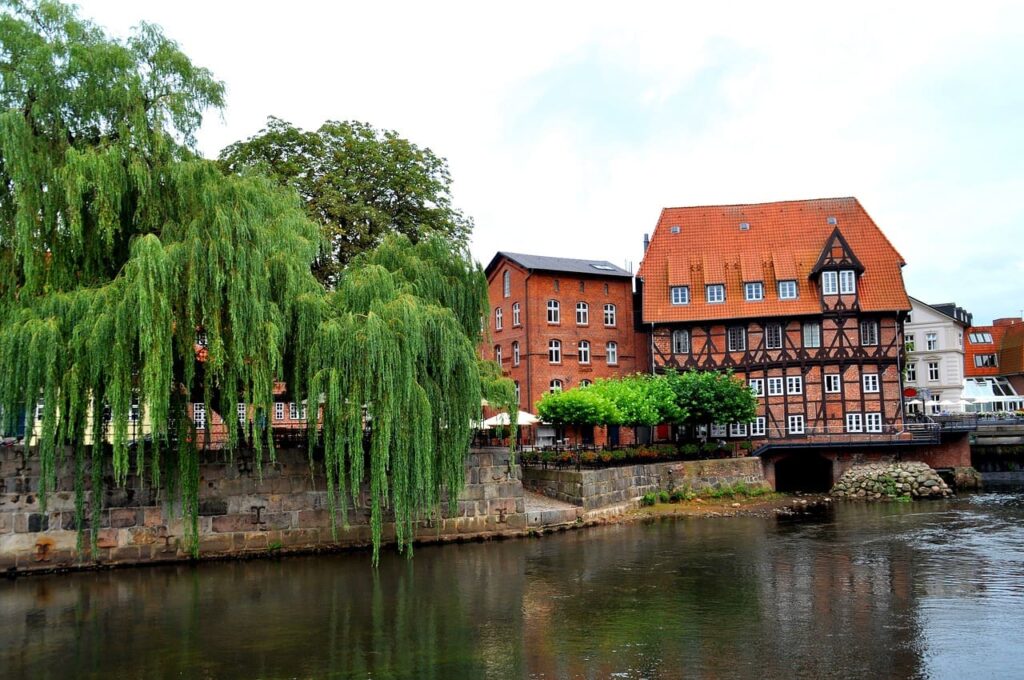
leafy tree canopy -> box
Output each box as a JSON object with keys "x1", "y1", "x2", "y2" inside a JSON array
[
  {"x1": 219, "y1": 117, "x2": 473, "y2": 287},
  {"x1": 0, "y1": 0, "x2": 487, "y2": 563},
  {"x1": 663, "y1": 369, "x2": 757, "y2": 432},
  {"x1": 535, "y1": 388, "x2": 619, "y2": 428},
  {"x1": 590, "y1": 374, "x2": 685, "y2": 427}
]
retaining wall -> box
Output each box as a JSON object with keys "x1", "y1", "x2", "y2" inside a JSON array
[
  {"x1": 0, "y1": 447, "x2": 525, "y2": 574},
  {"x1": 522, "y1": 457, "x2": 766, "y2": 511}
]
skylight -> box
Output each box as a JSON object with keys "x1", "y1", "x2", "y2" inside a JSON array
[{"x1": 590, "y1": 264, "x2": 615, "y2": 271}]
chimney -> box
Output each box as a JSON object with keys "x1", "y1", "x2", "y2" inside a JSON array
[{"x1": 643, "y1": 233, "x2": 650, "y2": 252}]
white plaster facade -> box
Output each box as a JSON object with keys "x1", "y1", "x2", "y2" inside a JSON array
[{"x1": 904, "y1": 298, "x2": 969, "y2": 413}]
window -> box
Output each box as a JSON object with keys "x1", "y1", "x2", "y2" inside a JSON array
[
  {"x1": 606, "y1": 341, "x2": 618, "y2": 365},
  {"x1": 803, "y1": 323, "x2": 821, "y2": 348},
  {"x1": 778, "y1": 280, "x2": 798, "y2": 300},
  {"x1": 604, "y1": 283, "x2": 609, "y2": 294},
  {"x1": 860, "y1": 320, "x2": 879, "y2": 346},
  {"x1": 706, "y1": 284, "x2": 725, "y2": 303},
  {"x1": 274, "y1": 402, "x2": 284, "y2": 421},
  {"x1": 822, "y1": 271, "x2": 838, "y2": 295},
  {"x1": 767, "y1": 377, "x2": 784, "y2": 396},
  {"x1": 494, "y1": 345, "x2": 502, "y2": 364},
  {"x1": 928, "y1": 362, "x2": 939, "y2": 381},
  {"x1": 765, "y1": 323, "x2": 783, "y2": 350},
  {"x1": 503, "y1": 270, "x2": 511, "y2": 298},
  {"x1": 35, "y1": 399, "x2": 44, "y2": 422},
  {"x1": 578, "y1": 340, "x2": 590, "y2": 364},
  {"x1": 549, "y1": 380, "x2": 562, "y2": 393},
  {"x1": 711, "y1": 424, "x2": 727, "y2": 438},
  {"x1": 553, "y1": 279, "x2": 560, "y2": 292},
  {"x1": 786, "y1": 376, "x2": 803, "y2": 395},
  {"x1": 495, "y1": 307, "x2": 503, "y2": 331},
  {"x1": 578, "y1": 280, "x2": 585, "y2": 292},
  {"x1": 969, "y1": 332, "x2": 993, "y2": 344},
  {"x1": 512, "y1": 303, "x2": 521, "y2": 326},
  {"x1": 128, "y1": 398, "x2": 141, "y2": 423},
  {"x1": 866, "y1": 413, "x2": 882, "y2": 433},
  {"x1": 576, "y1": 302, "x2": 589, "y2": 325},
  {"x1": 547, "y1": 300, "x2": 560, "y2": 324},
  {"x1": 512, "y1": 341, "x2": 520, "y2": 366},
  {"x1": 729, "y1": 423, "x2": 747, "y2": 437},
  {"x1": 670, "y1": 286, "x2": 690, "y2": 305},
  {"x1": 787, "y1": 415, "x2": 805, "y2": 435},
  {"x1": 727, "y1": 326, "x2": 746, "y2": 352},
  {"x1": 671, "y1": 330, "x2": 690, "y2": 355},
  {"x1": 958, "y1": 331, "x2": 963, "y2": 348},
  {"x1": 975, "y1": 354, "x2": 998, "y2": 368},
  {"x1": 905, "y1": 334, "x2": 915, "y2": 352},
  {"x1": 548, "y1": 339, "x2": 561, "y2": 364},
  {"x1": 289, "y1": 402, "x2": 299, "y2": 420},
  {"x1": 194, "y1": 402, "x2": 207, "y2": 430},
  {"x1": 906, "y1": 363, "x2": 917, "y2": 382},
  {"x1": 603, "y1": 304, "x2": 616, "y2": 326},
  {"x1": 237, "y1": 403, "x2": 247, "y2": 424},
  {"x1": 749, "y1": 379, "x2": 764, "y2": 397},
  {"x1": 930, "y1": 394, "x2": 941, "y2": 414},
  {"x1": 750, "y1": 417, "x2": 766, "y2": 437},
  {"x1": 196, "y1": 331, "x2": 208, "y2": 348},
  {"x1": 839, "y1": 270, "x2": 856, "y2": 294},
  {"x1": 744, "y1": 282, "x2": 764, "y2": 301},
  {"x1": 514, "y1": 381, "x2": 520, "y2": 406},
  {"x1": 580, "y1": 379, "x2": 592, "y2": 387},
  {"x1": 926, "y1": 332, "x2": 938, "y2": 351},
  {"x1": 863, "y1": 374, "x2": 879, "y2": 393},
  {"x1": 905, "y1": 312, "x2": 912, "y2": 323},
  {"x1": 846, "y1": 413, "x2": 863, "y2": 433},
  {"x1": 825, "y1": 374, "x2": 840, "y2": 393}
]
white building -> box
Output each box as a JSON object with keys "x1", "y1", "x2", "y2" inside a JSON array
[{"x1": 903, "y1": 298, "x2": 970, "y2": 414}]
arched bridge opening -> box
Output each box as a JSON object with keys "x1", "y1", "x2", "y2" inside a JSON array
[{"x1": 774, "y1": 454, "x2": 834, "y2": 493}]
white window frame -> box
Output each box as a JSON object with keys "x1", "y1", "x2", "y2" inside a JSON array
[
  {"x1": 750, "y1": 417, "x2": 766, "y2": 437},
  {"x1": 603, "y1": 303, "x2": 616, "y2": 327},
  {"x1": 861, "y1": 320, "x2": 879, "y2": 346},
  {"x1": 839, "y1": 270, "x2": 856, "y2": 294},
  {"x1": 787, "y1": 415, "x2": 805, "y2": 435},
  {"x1": 767, "y1": 377, "x2": 784, "y2": 396},
  {"x1": 749, "y1": 379, "x2": 764, "y2": 397},
  {"x1": 494, "y1": 345, "x2": 502, "y2": 365},
  {"x1": 289, "y1": 402, "x2": 299, "y2": 420},
  {"x1": 512, "y1": 341, "x2": 520, "y2": 366},
  {"x1": 778, "y1": 280, "x2": 798, "y2": 300},
  {"x1": 274, "y1": 402, "x2": 284, "y2": 421},
  {"x1": 803, "y1": 322, "x2": 821, "y2": 348},
  {"x1": 237, "y1": 402, "x2": 247, "y2": 424},
  {"x1": 549, "y1": 380, "x2": 563, "y2": 393},
  {"x1": 865, "y1": 413, "x2": 883, "y2": 433},
  {"x1": 503, "y1": 270, "x2": 511, "y2": 298},
  {"x1": 576, "y1": 302, "x2": 589, "y2": 326},
  {"x1": 727, "y1": 326, "x2": 746, "y2": 352},
  {"x1": 926, "y1": 332, "x2": 938, "y2": 351},
  {"x1": 606, "y1": 341, "x2": 618, "y2": 365},
  {"x1": 928, "y1": 361, "x2": 939, "y2": 382},
  {"x1": 547, "y1": 300, "x2": 560, "y2": 324},
  {"x1": 706, "y1": 284, "x2": 725, "y2": 303},
  {"x1": 512, "y1": 303, "x2": 521, "y2": 326},
  {"x1": 786, "y1": 376, "x2": 803, "y2": 395},
  {"x1": 495, "y1": 307, "x2": 503, "y2": 331},
  {"x1": 744, "y1": 282, "x2": 764, "y2": 301},
  {"x1": 729, "y1": 423, "x2": 747, "y2": 437},
  {"x1": 824, "y1": 374, "x2": 840, "y2": 393},
  {"x1": 670, "y1": 286, "x2": 690, "y2": 305},
  {"x1": 672, "y1": 330, "x2": 690, "y2": 355},
  {"x1": 578, "y1": 340, "x2": 590, "y2": 364},
  {"x1": 822, "y1": 271, "x2": 838, "y2": 295},
  {"x1": 548, "y1": 339, "x2": 561, "y2": 364},
  {"x1": 846, "y1": 412, "x2": 863, "y2": 433},
  {"x1": 906, "y1": 363, "x2": 917, "y2": 382},
  {"x1": 863, "y1": 373, "x2": 879, "y2": 393},
  {"x1": 905, "y1": 333, "x2": 915, "y2": 352},
  {"x1": 194, "y1": 402, "x2": 207, "y2": 431},
  {"x1": 765, "y1": 323, "x2": 783, "y2": 350},
  {"x1": 514, "y1": 381, "x2": 520, "y2": 406},
  {"x1": 710, "y1": 424, "x2": 727, "y2": 438}
]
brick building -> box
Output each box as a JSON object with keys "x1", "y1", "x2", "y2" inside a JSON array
[
  {"x1": 637, "y1": 197, "x2": 912, "y2": 443},
  {"x1": 483, "y1": 252, "x2": 645, "y2": 445}
]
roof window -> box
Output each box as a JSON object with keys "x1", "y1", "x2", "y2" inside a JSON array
[
  {"x1": 827, "y1": 216, "x2": 838, "y2": 225},
  {"x1": 739, "y1": 222, "x2": 750, "y2": 231},
  {"x1": 670, "y1": 225, "x2": 681, "y2": 234},
  {"x1": 590, "y1": 264, "x2": 615, "y2": 271}
]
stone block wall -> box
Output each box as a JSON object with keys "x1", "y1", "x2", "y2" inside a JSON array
[
  {"x1": 522, "y1": 457, "x2": 767, "y2": 511},
  {"x1": 0, "y1": 447, "x2": 525, "y2": 574}
]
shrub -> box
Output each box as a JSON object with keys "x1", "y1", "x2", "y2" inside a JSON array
[
  {"x1": 641, "y1": 492, "x2": 657, "y2": 507},
  {"x1": 658, "y1": 490, "x2": 670, "y2": 504}
]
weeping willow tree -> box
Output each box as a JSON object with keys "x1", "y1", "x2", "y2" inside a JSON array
[{"x1": 0, "y1": 0, "x2": 498, "y2": 563}]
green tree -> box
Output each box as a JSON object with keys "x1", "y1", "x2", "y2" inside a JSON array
[
  {"x1": 535, "y1": 388, "x2": 619, "y2": 444},
  {"x1": 0, "y1": 0, "x2": 486, "y2": 563},
  {"x1": 664, "y1": 369, "x2": 757, "y2": 438},
  {"x1": 219, "y1": 117, "x2": 473, "y2": 287}
]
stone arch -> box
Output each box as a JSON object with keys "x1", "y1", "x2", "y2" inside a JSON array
[{"x1": 774, "y1": 454, "x2": 834, "y2": 493}]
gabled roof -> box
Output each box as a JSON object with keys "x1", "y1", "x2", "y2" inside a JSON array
[
  {"x1": 485, "y1": 251, "x2": 632, "y2": 279},
  {"x1": 637, "y1": 197, "x2": 911, "y2": 324},
  {"x1": 908, "y1": 297, "x2": 971, "y2": 327}
]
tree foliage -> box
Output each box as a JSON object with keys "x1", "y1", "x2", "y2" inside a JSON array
[
  {"x1": 219, "y1": 117, "x2": 473, "y2": 287},
  {"x1": 0, "y1": 0, "x2": 487, "y2": 563},
  {"x1": 663, "y1": 369, "x2": 757, "y2": 433},
  {"x1": 535, "y1": 388, "x2": 619, "y2": 428}
]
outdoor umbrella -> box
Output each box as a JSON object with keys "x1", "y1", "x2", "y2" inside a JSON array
[{"x1": 483, "y1": 411, "x2": 540, "y2": 427}]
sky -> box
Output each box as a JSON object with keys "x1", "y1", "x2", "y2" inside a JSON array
[{"x1": 74, "y1": 0, "x2": 1024, "y2": 325}]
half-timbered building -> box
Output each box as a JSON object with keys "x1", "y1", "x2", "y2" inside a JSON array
[{"x1": 637, "y1": 197, "x2": 912, "y2": 443}]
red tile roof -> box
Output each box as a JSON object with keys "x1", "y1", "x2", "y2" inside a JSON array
[
  {"x1": 638, "y1": 197, "x2": 911, "y2": 323},
  {"x1": 964, "y1": 324, "x2": 1006, "y2": 378}
]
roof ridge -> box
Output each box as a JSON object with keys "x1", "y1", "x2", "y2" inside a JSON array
[{"x1": 661, "y1": 196, "x2": 858, "y2": 211}]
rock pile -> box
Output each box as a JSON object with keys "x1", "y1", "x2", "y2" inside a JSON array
[{"x1": 831, "y1": 462, "x2": 952, "y2": 500}]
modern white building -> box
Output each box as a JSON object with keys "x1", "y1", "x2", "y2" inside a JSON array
[{"x1": 903, "y1": 298, "x2": 971, "y2": 414}]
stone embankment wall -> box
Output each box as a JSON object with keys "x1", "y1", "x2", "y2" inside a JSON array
[
  {"x1": 0, "y1": 447, "x2": 525, "y2": 574},
  {"x1": 830, "y1": 462, "x2": 952, "y2": 500},
  {"x1": 522, "y1": 458, "x2": 767, "y2": 511}
]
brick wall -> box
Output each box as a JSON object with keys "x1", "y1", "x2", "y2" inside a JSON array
[{"x1": 0, "y1": 447, "x2": 525, "y2": 574}]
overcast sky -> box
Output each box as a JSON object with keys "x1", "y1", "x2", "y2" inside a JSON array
[{"x1": 76, "y1": 0, "x2": 1024, "y2": 324}]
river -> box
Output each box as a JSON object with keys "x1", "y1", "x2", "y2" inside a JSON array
[{"x1": 3, "y1": 489, "x2": 1024, "y2": 679}]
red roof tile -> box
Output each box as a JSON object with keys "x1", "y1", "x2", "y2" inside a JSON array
[{"x1": 638, "y1": 197, "x2": 911, "y2": 323}]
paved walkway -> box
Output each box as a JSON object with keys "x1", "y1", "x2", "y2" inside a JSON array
[{"x1": 523, "y1": 490, "x2": 576, "y2": 512}]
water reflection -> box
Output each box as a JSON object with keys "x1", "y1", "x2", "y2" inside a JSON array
[{"x1": 3, "y1": 494, "x2": 1024, "y2": 679}]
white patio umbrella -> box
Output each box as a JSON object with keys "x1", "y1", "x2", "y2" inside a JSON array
[
  {"x1": 905, "y1": 399, "x2": 923, "y2": 406},
  {"x1": 482, "y1": 411, "x2": 540, "y2": 428}
]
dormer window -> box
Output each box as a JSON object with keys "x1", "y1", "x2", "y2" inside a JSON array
[
  {"x1": 778, "y1": 280, "x2": 797, "y2": 300},
  {"x1": 822, "y1": 271, "x2": 838, "y2": 295},
  {"x1": 744, "y1": 282, "x2": 764, "y2": 301},
  {"x1": 839, "y1": 270, "x2": 856, "y2": 294},
  {"x1": 706, "y1": 285, "x2": 725, "y2": 304},
  {"x1": 670, "y1": 286, "x2": 690, "y2": 305}
]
